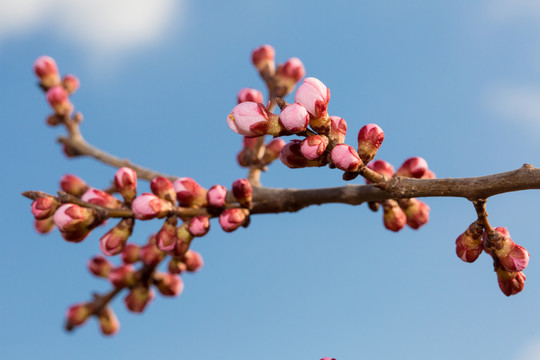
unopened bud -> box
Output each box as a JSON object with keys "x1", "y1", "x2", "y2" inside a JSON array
[
  {"x1": 150, "y1": 176, "x2": 176, "y2": 203},
  {"x1": 279, "y1": 140, "x2": 328, "y2": 169},
  {"x1": 31, "y1": 196, "x2": 59, "y2": 220},
  {"x1": 399, "y1": 198, "x2": 430, "y2": 230},
  {"x1": 82, "y1": 188, "x2": 122, "y2": 209},
  {"x1": 275, "y1": 57, "x2": 305, "y2": 95},
  {"x1": 455, "y1": 221, "x2": 484, "y2": 263},
  {"x1": 88, "y1": 255, "x2": 113, "y2": 277},
  {"x1": 154, "y1": 272, "x2": 184, "y2": 297},
  {"x1": 34, "y1": 217, "x2": 55, "y2": 234},
  {"x1": 168, "y1": 258, "x2": 187, "y2": 274},
  {"x1": 169, "y1": 224, "x2": 193, "y2": 257},
  {"x1": 382, "y1": 200, "x2": 406, "y2": 232},
  {"x1": 99, "y1": 218, "x2": 134, "y2": 256},
  {"x1": 207, "y1": 185, "x2": 227, "y2": 208},
  {"x1": 294, "y1": 77, "x2": 330, "y2": 120},
  {"x1": 184, "y1": 250, "x2": 204, "y2": 272},
  {"x1": 331, "y1": 144, "x2": 363, "y2": 172},
  {"x1": 173, "y1": 177, "x2": 208, "y2": 208},
  {"x1": 262, "y1": 138, "x2": 286, "y2": 165},
  {"x1": 114, "y1": 167, "x2": 137, "y2": 203},
  {"x1": 109, "y1": 264, "x2": 137, "y2": 287},
  {"x1": 62, "y1": 74, "x2": 80, "y2": 94},
  {"x1": 53, "y1": 203, "x2": 97, "y2": 242},
  {"x1": 98, "y1": 307, "x2": 119, "y2": 336},
  {"x1": 279, "y1": 103, "x2": 309, "y2": 133},
  {"x1": 232, "y1": 178, "x2": 252, "y2": 209},
  {"x1": 357, "y1": 124, "x2": 384, "y2": 164},
  {"x1": 496, "y1": 266, "x2": 526, "y2": 296},
  {"x1": 66, "y1": 303, "x2": 92, "y2": 329},
  {"x1": 227, "y1": 102, "x2": 281, "y2": 137},
  {"x1": 188, "y1": 215, "x2": 210, "y2": 237},
  {"x1": 395, "y1": 157, "x2": 428, "y2": 178},
  {"x1": 251, "y1": 45, "x2": 275, "y2": 74},
  {"x1": 484, "y1": 229, "x2": 529, "y2": 272},
  {"x1": 237, "y1": 88, "x2": 263, "y2": 104},
  {"x1": 131, "y1": 193, "x2": 173, "y2": 220},
  {"x1": 34, "y1": 56, "x2": 60, "y2": 88},
  {"x1": 46, "y1": 86, "x2": 72, "y2": 116},
  {"x1": 300, "y1": 135, "x2": 328, "y2": 160},
  {"x1": 366, "y1": 159, "x2": 395, "y2": 179},
  {"x1": 156, "y1": 217, "x2": 178, "y2": 252},
  {"x1": 328, "y1": 116, "x2": 347, "y2": 144},
  {"x1": 140, "y1": 241, "x2": 166, "y2": 266},
  {"x1": 124, "y1": 286, "x2": 154, "y2": 313},
  {"x1": 60, "y1": 174, "x2": 88, "y2": 197},
  {"x1": 219, "y1": 208, "x2": 249, "y2": 232},
  {"x1": 121, "y1": 243, "x2": 140, "y2": 264}
]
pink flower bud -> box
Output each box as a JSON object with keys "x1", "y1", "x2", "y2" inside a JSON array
[
  {"x1": 124, "y1": 286, "x2": 154, "y2": 313},
  {"x1": 207, "y1": 185, "x2": 227, "y2": 208},
  {"x1": 60, "y1": 174, "x2": 88, "y2": 197},
  {"x1": 329, "y1": 116, "x2": 347, "y2": 144},
  {"x1": 227, "y1": 102, "x2": 281, "y2": 137},
  {"x1": 156, "y1": 217, "x2": 178, "y2": 252},
  {"x1": 82, "y1": 188, "x2": 122, "y2": 209},
  {"x1": 484, "y1": 228, "x2": 529, "y2": 272},
  {"x1": 184, "y1": 250, "x2": 204, "y2": 272},
  {"x1": 279, "y1": 140, "x2": 328, "y2": 169},
  {"x1": 455, "y1": 221, "x2": 484, "y2": 263},
  {"x1": 275, "y1": 57, "x2": 306, "y2": 92},
  {"x1": 330, "y1": 144, "x2": 363, "y2": 172},
  {"x1": 279, "y1": 103, "x2": 309, "y2": 133},
  {"x1": 34, "y1": 56, "x2": 60, "y2": 88},
  {"x1": 114, "y1": 167, "x2": 137, "y2": 203},
  {"x1": 173, "y1": 177, "x2": 208, "y2": 207},
  {"x1": 399, "y1": 198, "x2": 430, "y2": 230},
  {"x1": 150, "y1": 176, "x2": 176, "y2": 203},
  {"x1": 168, "y1": 258, "x2": 187, "y2": 274},
  {"x1": 109, "y1": 264, "x2": 137, "y2": 288},
  {"x1": 482, "y1": 227, "x2": 510, "y2": 256},
  {"x1": 500, "y1": 243, "x2": 530, "y2": 272},
  {"x1": 66, "y1": 303, "x2": 92, "y2": 328},
  {"x1": 121, "y1": 243, "x2": 140, "y2": 264},
  {"x1": 251, "y1": 44, "x2": 275, "y2": 74},
  {"x1": 88, "y1": 255, "x2": 113, "y2": 278},
  {"x1": 34, "y1": 217, "x2": 55, "y2": 234},
  {"x1": 395, "y1": 157, "x2": 429, "y2": 178},
  {"x1": 62, "y1": 74, "x2": 80, "y2": 94},
  {"x1": 154, "y1": 272, "x2": 184, "y2": 297},
  {"x1": 357, "y1": 124, "x2": 384, "y2": 164},
  {"x1": 366, "y1": 160, "x2": 395, "y2": 179},
  {"x1": 98, "y1": 307, "x2": 119, "y2": 336},
  {"x1": 237, "y1": 88, "x2": 263, "y2": 104},
  {"x1": 46, "y1": 86, "x2": 72, "y2": 116},
  {"x1": 131, "y1": 193, "x2": 173, "y2": 220},
  {"x1": 261, "y1": 138, "x2": 286, "y2": 165},
  {"x1": 496, "y1": 266, "x2": 526, "y2": 296},
  {"x1": 382, "y1": 200, "x2": 406, "y2": 232},
  {"x1": 294, "y1": 77, "x2": 330, "y2": 119},
  {"x1": 168, "y1": 224, "x2": 193, "y2": 257},
  {"x1": 31, "y1": 196, "x2": 59, "y2": 220},
  {"x1": 188, "y1": 215, "x2": 210, "y2": 237},
  {"x1": 99, "y1": 219, "x2": 134, "y2": 256},
  {"x1": 140, "y1": 242, "x2": 166, "y2": 266},
  {"x1": 421, "y1": 169, "x2": 436, "y2": 179},
  {"x1": 321, "y1": 358, "x2": 336, "y2": 360},
  {"x1": 219, "y1": 208, "x2": 249, "y2": 232},
  {"x1": 300, "y1": 135, "x2": 328, "y2": 160},
  {"x1": 53, "y1": 203, "x2": 96, "y2": 242},
  {"x1": 232, "y1": 178, "x2": 253, "y2": 209}
]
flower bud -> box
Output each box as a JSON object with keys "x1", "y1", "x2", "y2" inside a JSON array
[
  {"x1": 131, "y1": 193, "x2": 173, "y2": 220},
  {"x1": 237, "y1": 88, "x2": 263, "y2": 104},
  {"x1": 421, "y1": 169, "x2": 436, "y2": 179},
  {"x1": 455, "y1": 221, "x2": 484, "y2": 263},
  {"x1": 88, "y1": 255, "x2": 113, "y2": 277},
  {"x1": 251, "y1": 45, "x2": 275, "y2": 74},
  {"x1": 154, "y1": 272, "x2": 184, "y2": 297},
  {"x1": 46, "y1": 86, "x2": 72, "y2": 116},
  {"x1": 184, "y1": 250, "x2": 204, "y2": 272},
  {"x1": 227, "y1": 102, "x2": 281, "y2": 137},
  {"x1": 232, "y1": 178, "x2": 252, "y2": 209},
  {"x1": 279, "y1": 140, "x2": 328, "y2": 169},
  {"x1": 98, "y1": 307, "x2": 119, "y2": 336},
  {"x1": 294, "y1": 77, "x2": 330, "y2": 119},
  {"x1": 395, "y1": 157, "x2": 428, "y2": 178},
  {"x1": 496, "y1": 266, "x2": 526, "y2": 296},
  {"x1": 121, "y1": 243, "x2": 140, "y2": 264},
  {"x1": 207, "y1": 185, "x2": 227, "y2": 208},
  {"x1": 261, "y1": 138, "x2": 286, "y2": 165},
  {"x1": 331, "y1": 144, "x2": 363, "y2": 172},
  {"x1": 300, "y1": 135, "x2": 328, "y2": 160},
  {"x1": 34, "y1": 217, "x2": 55, "y2": 234},
  {"x1": 150, "y1": 176, "x2": 176, "y2": 203},
  {"x1": 62, "y1": 74, "x2": 80, "y2": 94},
  {"x1": 65, "y1": 303, "x2": 92, "y2": 328},
  {"x1": 53, "y1": 203, "x2": 97, "y2": 242},
  {"x1": 482, "y1": 227, "x2": 510, "y2": 256},
  {"x1": 31, "y1": 196, "x2": 59, "y2": 220},
  {"x1": 99, "y1": 218, "x2": 134, "y2": 256},
  {"x1": 399, "y1": 198, "x2": 430, "y2": 230},
  {"x1": 219, "y1": 208, "x2": 249, "y2": 232},
  {"x1": 173, "y1": 177, "x2": 207, "y2": 207},
  {"x1": 169, "y1": 224, "x2": 193, "y2": 257},
  {"x1": 114, "y1": 167, "x2": 137, "y2": 203},
  {"x1": 168, "y1": 258, "x2": 187, "y2": 274},
  {"x1": 275, "y1": 57, "x2": 305, "y2": 94},
  {"x1": 124, "y1": 286, "x2": 154, "y2": 313},
  {"x1": 357, "y1": 124, "x2": 384, "y2": 164},
  {"x1": 34, "y1": 56, "x2": 60, "y2": 88},
  {"x1": 188, "y1": 215, "x2": 210, "y2": 237},
  {"x1": 140, "y1": 242, "x2": 166, "y2": 266},
  {"x1": 156, "y1": 217, "x2": 178, "y2": 252},
  {"x1": 484, "y1": 229, "x2": 529, "y2": 272},
  {"x1": 82, "y1": 188, "x2": 122, "y2": 209},
  {"x1": 328, "y1": 116, "x2": 347, "y2": 144},
  {"x1": 109, "y1": 264, "x2": 137, "y2": 287},
  {"x1": 382, "y1": 200, "x2": 406, "y2": 232},
  {"x1": 279, "y1": 103, "x2": 309, "y2": 133},
  {"x1": 366, "y1": 160, "x2": 395, "y2": 179},
  {"x1": 60, "y1": 174, "x2": 88, "y2": 197}
]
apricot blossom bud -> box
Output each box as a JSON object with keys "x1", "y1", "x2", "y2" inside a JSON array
[
  {"x1": 188, "y1": 215, "x2": 210, "y2": 237},
  {"x1": 109, "y1": 264, "x2": 137, "y2": 287},
  {"x1": 114, "y1": 167, "x2": 137, "y2": 203},
  {"x1": 295, "y1": 77, "x2": 330, "y2": 119},
  {"x1": 150, "y1": 176, "x2": 176, "y2": 203},
  {"x1": 357, "y1": 124, "x2": 384, "y2": 164},
  {"x1": 455, "y1": 221, "x2": 484, "y2": 263},
  {"x1": 53, "y1": 203, "x2": 97, "y2": 242},
  {"x1": 207, "y1": 185, "x2": 227, "y2": 208},
  {"x1": 227, "y1": 102, "x2": 281, "y2": 137},
  {"x1": 482, "y1": 227, "x2": 510, "y2": 256},
  {"x1": 232, "y1": 178, "x2": 252, "y2": 209},
  {"x1": 275, "y1": 58, "x2": 305, "y2": 93},
  {"x1": 62, "y1": 74, "x2": 80, "y2": 94},
  {"x1": 399, "y1": 199, "x2": 430, "y2": 230},
  {"x1": 124, "y1": 286, "x2": 154, "y2": 313},
  {"x1": 66, "y1": 303, "x2": 93, "y2": 328},
  {"x1": 382, "y1": 200, "x2": 406, "y2": 232},
  {"x1": 132, "y1": 193, "x2": 173, "y2": 220},
  {"x1": 496, "y1": 266, "x2": 526, "y2": 296},
  {"x1": 154, "y1": 272, "x2": 184, "y2": 297},
  {"x1": 173, "y1": 177, "x2": 207, "y2": 207},
  {"x1": 156, "y1": 217, "x2": 178, "y2": 252},
  {"x1": 329, "y1": 116, "x2": 347, "y2": 144},
  {"x1": 331, "y1": 144, "x2": 363, "y2": 172},
  {"x1": 219, "y1": 208, "x2": 249, "y2": 232},
  {"x1": 184, "y1": 250, "x2": 204, "y2": 272},
  {"x1": 34, "y1": 56, "x2": 60, "y2": 88},
  {"x1": 168, "y1": 258, "x2": 187, "y2": 274},
  {"x1": 34, "y1": 217, "x2": 55, "y2": 234},
  {"x1": 82, "y1": 188, "x2": 122, "y2": 209},
  {"x1": 300, "y1": 135, "x2": 328, "y2": 160},
  {"x1": 88, "y1": 255, "x2": 113, "y2": 278},
  {"x1": 46, "y1": 86, "x2": 72, "y2": 116},
  {"x1": 99, "y1": 218, "x2": 134, "y2": 256},
  {"x1": 121, "y1": 243, "x2": 140, "y2": 264},
  {"x1": 237, "y1": 88, "x2": 263, "y2": 104},
  {"x1": 31, "y1": 196, "x2": 59, "y2": 220},
  {"x1": 421, "y1": 169, "x2": 436, "y2": 179},
  {"x1": 60, "y1": 174, "x2": 88, "y2": 197},
  {"x1": 279, "y1": 140, "x2": 328, "y2": 169},
  {"x1": 279, "y1": 103, "x2": 309, "y2": 133},
  {"x1": 395, "y1": 157, "x2": 428, "y2": 178},
  {"x1": 169, "y1": 225, "x2": 193, "y2": 257},
  {"x1": 140, "y1": 242, "x2": 166, "y2": 266},
  {"x1": 366, "y1": 160, "x2": 395, "y2": 179},
  {"x1": 260, "y1": 138, "x2": 285, "y2": 165},
  {"x1": 484, "y1": 229, "x2": 529, "y2": 272},
  {"x1": 251, "y1": 45, "x2": 275, "y2": 74},
  {"x1": 98, "y1": 307, "x2": 119, "y2": 336}
]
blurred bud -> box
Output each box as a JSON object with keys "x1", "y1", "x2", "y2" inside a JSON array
[
  {"x1": 173, "y1": 177, "x2": 208, "y2": 207},
  {"x1": 156, "y1": 217, "x2": 178, "y2": 252},
  {"x1": 294, "y1": 77, "x2": 330, "y2": 119},
  {"x1": 300, "y1": 135, "x2": 328, "y2": 160},
  {"x1": 66, "y1": 303, "x2": 92, "y2": 329},
  {"x1": 99, "y1": 218, "x2": 134, "y2": 256},
  {"x1": 219, "y1": 208, "x2": 249, "y2": 232},
  {"x1": 399, "y1": 198, "x2": 430, "y2": 230},
  {"x1": 34, "y1": 56, "x2": 60, "y2": 88},
  {"x1": 168, "y1": 258, "x2": 187, "y2": 274},
  {"x1": 88, "y1": 255, "x2": 113, "y2": 278},
  {"x1": 279, "y1": 103, "x2": 309, "y2": 133},
  {"x1": 31, "y1": 196, "x2": 59, "y2": 220},
  {"x1": 46, "y1": 86, "x2": 72, "y2": 116},
  {"x1": 395, "y1": 157, "x2": 428, "y2": 178},
  {"x1": 150, "y1": 176, "x2": 176, "y2": 203},
  {"x1": 34, "y1": 217, "x2": 55, "y2": 234},
  {"x1": 188, "y1": 215, "x2": 210, "y2": 237},
  {"x1": 227, "y1": 102, "x2": 281, "y2": 137},
  {"x1": 328, "y1": 116, "x2": 347, "y2": 144},
  {"x1": 261, "y1": 138, "x2": 286, "y2": 165},
  {"x1": 169, "y1": 224, "x2": 193, "y2": 257},
  {"x1": 455, "y1": 221, "x2": 484, "y2": 263},
  {"x1": 279, "y1": 140, "x2": 328, "y2": 169},
  {"x1": 357, "y1": 124, "x2": 384, "y2": 164},
  {"x1": 207, "y1": 185, "x2": 227, "y2": 208},
  {"x1": 121, "y1": 243, "x2": 140, "y2": 264},
  {"x1": 140, "y1": 242, "x2": 166, "y2": 267},
  {"x1": 132, "y1": 193, "x2": 173, "y2": 220},
  {"x1": 60, "y1": 174, "x2": 88, "y2": 197},
  {"x1": 232, "y1": 178, "x2": 253, "y2": 209},
  {"x1": 331, "y1": 144, "x2": 363, "y2": 172},
  {"x1": 114, "y1": 167, "x2": 137, "y2": 203},
  {"x1": 421, "y1": 169, "x2": 436, "y2": 179},
  {"x1": 82, "y1": 188, "x2": 122, "y2": 209},
  {"x1": 124, "y1": 286, "x2": 155, "y2": 313},
  {"x1": 275, "y1": 57, "x2": 305, "y2": 94},
  {"x1": 382, "y1": 200, "x2": 406, "y2": 232},
  {"x1": 62, "y1": 74, "x2": 80, "y2": 94},
  {"x1": 496, "y1": 266, "x2": 526, "y2": 296},
  {"x1": 109, "y1": 264, "x2": 137, "y2": 287},
  {"x1": 366, "y1": 160, "x2": 395, "y2": 180},
  {"x1": 53, "y1": 203, "x2": 97, "y2": 242},
  {"x1": 184, "y1": 250, "x2": 204, "y2": 272},
  {"x1": 237, "y1": 88, "x2": 263, "y2": 104},
  {"x1": 251, "y1": 45, "x2": 275, "y2": 74},
  {"x1": 154, "y1": 272, "x2": 184, "y2": 297},
  {"x1": 98, "y1": 307, "x2": 120, "y2": 336}
]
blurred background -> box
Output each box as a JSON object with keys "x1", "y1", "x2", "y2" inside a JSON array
[{"x1": 2, "y1": 1, "x2": 540, "y2": 359}]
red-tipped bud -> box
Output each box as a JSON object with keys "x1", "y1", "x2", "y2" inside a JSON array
[
  {"x1": 294, "y1": 77, "x2": 330, "y2": 119},
  {"x1": 399, "y1": 198, "x2": 430, "y2": 230},
  {"x1": 279, "y1": 103, "x2": 309, "y2": 133},
  {"x1": 421, "y1": 169, "x2": 436, "y2": 179},
  {"x1": 60, "y1": 174, "x2": 88, "y2": 197},
  {"x1": 140, "y1": 242, "x2": 166, "y2": 266},
  {"x1": 121, "y1": 243, "x2": 140, "y2": 264},
  {"x1": 279, "y1": 140, "x2": 328, "y2": 169},
  {"x1": 88, "y1": 255, "x2": 113, "y2": 277},
  {"x1": 66, "y1": 303, "x2": 92, "y2": 328},
  {"x1": 82, "y1": 188, "x2": 122, "y2": 209},
  {"x1": 150, "y1": 176, "x2": 176, "y2": 203},
  {"x1": 251, "y1": 45, "x2": 275, "y2": 74},
  {"x1": 262, "y1": 138, "x2": 286, "y2": 165},
  {"x1": 53, "y1": 204, "x2": 97, "y2": 242},
  {"x1": 237, "y1": 88, "x2": 263, "y2": 104},
  {"x1": 184, "y1": 250, "x2": 204, "y2": 272},
  {"x1": 207, "y1": 185, "x2": 227, "y2": 208},
  {"x1": 232, "y1": 178, "x2": 252, "y2": 209},
  {"x1": 62, "y1": 74, "x2": 80, "y2": 94},
  {"x1": 31, "y1": 196, "x2": 59, "y2": 220},
  {"x1": 34, "y1": 217, "x2": 55, "y2": 234},
  {"x1": 168, "y1": 258, "x2": 187, "y2": 274},
  {"x1": 98, "y1": 307, "x2": 119, "y2": 336},
  {"x1": 484, "y1": 229, "x2": 529, "y2": 272},
  {"x1": 46, "y1": 86, "x2": 72, "y2": 116},
  {"x1": 357, "y1": 124, "x2": 384, "y2": 164},
  {"x1": 114, "y1": 167, "x2": 137, "y2": 203},
  {"x1": 109, "y1": 264, "x2": 137, "y2": 287},
  {"x1": 482, "y1": 227, "x2": 510, "y2": 256},
  {"x1": 99, "y1": 218, "x2": 134, "y2": 256},
  {"x1": 455, "y1": 221, "x2": 484, "y2": 263},
  {"x1": 275, "y1": 57, "x2": 305, "y2": 93},
  {"x1": 34, "y1": 56, "x2": 60, "y2": 88},
  {"x1": 219, "y1": 208, "x2": 249, "y2": 232},
  {"x1": 382, "y1": 200, "x2": 406, "y2": 232},
  {"x1": 227, "y1": 102, "x2": 281, "y2": 137},
  {"x1": 124, "y1": 286, "x2": 154, "y2": 313},
  {"x1": 496, "y1": 266, "x2": 526, "y2": 296},
  {"x1": 300, "y1": 135, "x2": 328, "y2": 160},
  {"x1": 156, "y1": 217, "x2": 178, "y2": 252},
  {"x1": 395, "y1": 157, "x2": 429, "y2": 178},
  {"x1": 154, "y1": 272, "x2": 184, "y2": 297},
  {"x1": 173, "y1": 177, "x2": 208, "y2": 207},
  {"x1": 331, "y1": 144, "x2": 363, "y2": 172},
  {"x1": 131, "y1": 193, "x2": 173, "y2": 220},
  {"x1": 188, "y1": 215, "x2": 210, "y2": 237},
  {"x1": 366, "y1": 160, "x2": 395, "y2": 179},
  {"x1": 329, "y1": 116, "x2": 347, "y2": 144},
  {"x1": 168, "y1": 225, "x2": 193, "y2": 257}
]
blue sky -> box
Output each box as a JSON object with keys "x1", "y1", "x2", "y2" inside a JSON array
[{"x1": 2, "y1": 1, "x2": 540, "y2": 359}]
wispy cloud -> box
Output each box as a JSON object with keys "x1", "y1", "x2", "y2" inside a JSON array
[
  {"x1": 515, "y1": 337, "x2": 540, "y2": 360},
  {"x1": 485, "y1": 85, "x2": 540, "y2": 129}
]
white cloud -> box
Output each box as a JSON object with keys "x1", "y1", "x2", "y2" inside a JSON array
[
  {"x1": 485, "y1": 85, "x2": 540, "y2": 129},
  {"x1": 514, "y1": 337, "x2": 540, "y2": 360}
]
